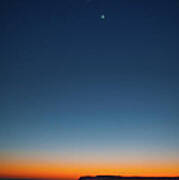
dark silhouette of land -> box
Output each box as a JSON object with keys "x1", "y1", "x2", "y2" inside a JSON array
[{"x1": 79, "y1": 176, "x2": 179, "y2": 180}]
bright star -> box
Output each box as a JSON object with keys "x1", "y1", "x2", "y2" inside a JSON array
[{"x1": 101, "y1": 14, "x2": 105, "y2": 20}]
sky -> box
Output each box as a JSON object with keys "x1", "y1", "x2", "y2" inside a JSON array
[{"x1": 0, "y1": 0, "x2": 179, "y2": 179}]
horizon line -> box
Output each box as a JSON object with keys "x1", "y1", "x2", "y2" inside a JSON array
[{"x1": 1, "y1": 175, "x2": 179, "y2": 179}]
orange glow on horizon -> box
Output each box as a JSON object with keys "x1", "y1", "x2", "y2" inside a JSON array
[
  {"x1": 1, "y1": 151, "x2": 178, "y2": 179},
  {"x1": 1, "y1": 160, "x2": 179, "y2": 179}
]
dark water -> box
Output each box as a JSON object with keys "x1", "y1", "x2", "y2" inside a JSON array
[{"x1": 1, "y1": 178, "x2": 179, "y2": 180}]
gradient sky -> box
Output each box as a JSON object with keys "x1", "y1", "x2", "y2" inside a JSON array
[{"x1": 0, "y1": 0, "x2": 179, "y2": 178}]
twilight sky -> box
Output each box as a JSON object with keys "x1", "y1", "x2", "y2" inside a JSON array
[{"x1": 0, "y1": 0, "x2": 179, "y2": 178}]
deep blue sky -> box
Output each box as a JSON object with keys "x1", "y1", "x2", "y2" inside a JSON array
[{"x1": 0, "y1": 0, "x2": 179, "y2": 175}]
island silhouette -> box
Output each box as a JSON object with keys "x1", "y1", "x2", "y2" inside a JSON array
[{"x1": 79, "y1": 176, "x2": 179, "y2": 180}]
